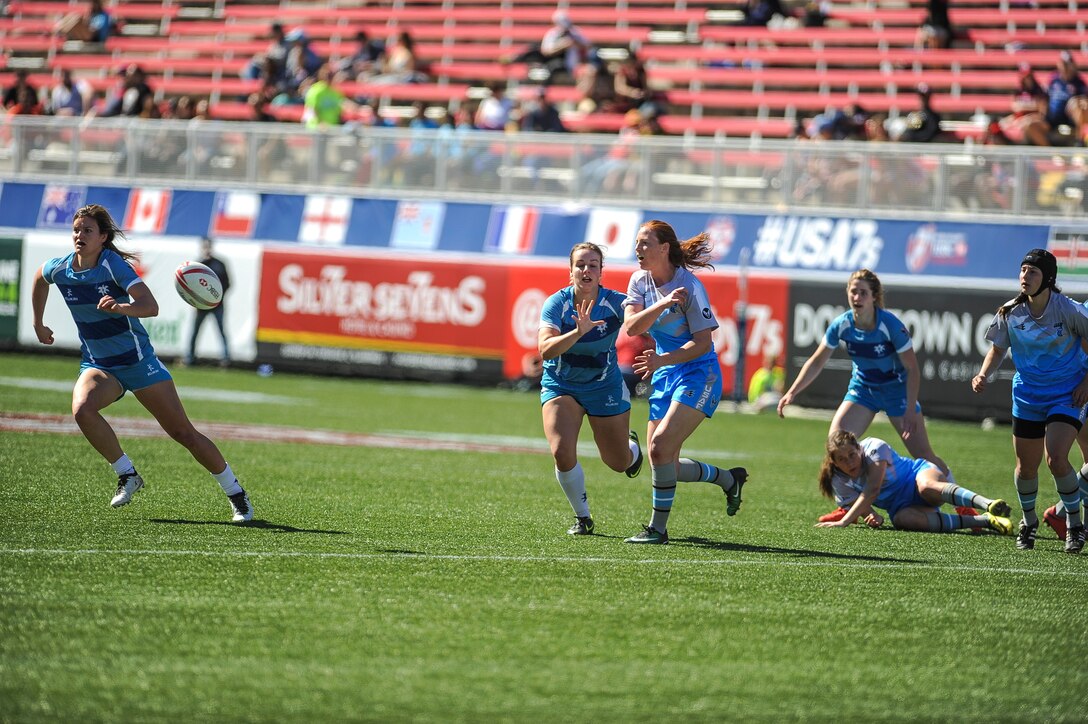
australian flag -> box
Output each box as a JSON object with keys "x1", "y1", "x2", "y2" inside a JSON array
[{"x1": 37, "y1": 184, "x2": 87, "y2": 229}]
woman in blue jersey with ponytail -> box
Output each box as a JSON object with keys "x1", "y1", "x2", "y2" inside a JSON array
[
  {"x1": 621, "y1": 219, "x2": 748, "y2": 545},
  {"x1": 973, "y1": 248, "x2": 1088, "y2": 553},
  {"x1": 539, "y1": 242, "x2": 644, "y2": 536},
  {"x1": 31, "y1": 204, "x2": 254, "y2": 523}
]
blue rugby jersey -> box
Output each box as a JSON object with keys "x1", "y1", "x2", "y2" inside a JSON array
[
  {"x1": 834, "y1": 437, "x2": 915, "y2": 510},
  {"x1": 624, "y1": 267, "x2": 718, "y2": 366},
  {"x1": 42, "y1": 249, "x2": 155, "y2": 367},
  {"x1": 986, "y1": 291, "x2": 1088, "y2": 394},
  {"x1": 824, "y1": 308, "x2": 912, "y2": 386},
  {"x1": 539, "y1": 286, "x2": 626, "y2": 386}
]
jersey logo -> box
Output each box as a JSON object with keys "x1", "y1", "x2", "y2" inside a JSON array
[
  {"x1": 702, "y1": 307, "x2": 711, "y2": 319},
  {"x1": 97, "y1": 284, "x2": 110, "y2": 296},
  {"x1": 874, "y1": 343, "x2": 887, "y2": 355},
  {"x1": 1055, "y1": 322, "x2": 1065, "y2": 337}
]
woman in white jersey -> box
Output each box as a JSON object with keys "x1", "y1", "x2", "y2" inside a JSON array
[
  {"x1": 818, "y1": 431, "x2": 1012, "y2": 535},
  {"x1": 31, "y1": 204, "x2": 253, "y2": 523},
  {"x1": 621, "y1": 219, "x2": 748, "y2": 544},
  {"x1": 973, "y1": 248, "x2": 1088, "y2": 553}
]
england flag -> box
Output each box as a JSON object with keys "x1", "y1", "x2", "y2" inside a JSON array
[{"x1": 299, "y1": 195, "x2": 351, "y2": 246}]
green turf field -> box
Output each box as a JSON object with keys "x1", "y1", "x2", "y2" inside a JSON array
[{"x1": 2, "y1": 351, "x2": 1086, "y2": 722}]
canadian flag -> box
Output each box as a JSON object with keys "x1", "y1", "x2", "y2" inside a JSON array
[{"x1": 124, "y1": 188, "x2": 171, "y2": 233}]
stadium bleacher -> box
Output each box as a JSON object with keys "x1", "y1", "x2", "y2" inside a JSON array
[{"x1": 0, "y1": 0, "x2": 1085, "y2": 140}]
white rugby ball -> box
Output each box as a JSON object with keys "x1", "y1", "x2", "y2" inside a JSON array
[{"x1": 175, "y1": 261, "x2": 223, "y2": 310}]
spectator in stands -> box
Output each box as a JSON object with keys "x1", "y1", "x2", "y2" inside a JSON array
[
  {"x1": 6, "y1": 84, "x2": 43, "y2": 116},
  {"x1": 47, "y1": 69, "x2": 91, "y2": 116},
  {"x1": 1042, "y1": 51, "x2": 1088, "y2": 145},
  {"x1": 609, "y1": 48, "x2": 651, "y2": 116},
  {"x1": 801, "y1": 1, "x2": 829, "y2": 28},
  {"x1": 899, "y1": 84, "x2": 942, "y2": 143},
  {"x1": 336, "y1": 30, "x2": 385, "y2": 83},
  {"x1": 302, "y1": 63, "x2": 348, "y2": 128},
  {"x1": 242, "y1": 23, "x2": 288, "y2": 87},
  {"x1": 284, "y1": 29, "x2": 323, "y2": 92},
  {"x1": 580, "y1": 108, "x2": 648, "y2": 195},
  {"x1": 393, "y1": 101, "x2": 439, "y2": 185},
  {"x1": 521, "y1": 86, "x2": 566, "y2": 133},
  {"x1": 2, "y1": 70, "x2": 37, "y2": 111},
  {"x1": 915, "y1": 0, "x2": 952, "y2": 50},
  {"x1": 574, "y1": 60, "x2": 614, "y2": 113},
  {"x1": 734, "y1": 0, "x2": 786, "y2": 27},
  {"x1": 474, "y1": 80, "x2": 513, "y2": 131},
  {"x1": 95, "y1": 64, "x2": 154, "y2": 118},
  {"x1": 1000, "y1": 64, "x2": 1050, "y2": 146},
  {"x1": 55, "y1": 0, "x2": 112, "y2": 44},
  {"x1": 370, "y1": 30, "x2": 427, "y2": 85},
  {"x1": 510, "y1": 11, "x2": 592, "y2": 86}
]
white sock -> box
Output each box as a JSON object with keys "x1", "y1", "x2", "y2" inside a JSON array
[
  {"x1": 110, "y1": 454, "x2": 136, "y2": 476},
  {"x1": 628, "y1": 438, "x2": 639, "y2": 468},
  {"x1": 213, "y1": 463, "x2": 244, "y2": 496},
  {"x1": 556, "y1": 462, "x2": 590, "y2": 518}
]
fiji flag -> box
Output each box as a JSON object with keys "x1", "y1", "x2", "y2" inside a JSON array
[
  {"x1": 210, "y1": 191, "x2": 259, "y2": 238},
  {"x1": 483, "y1": 205, "x2": 540, "y2": 255},
  {"x1": 37, "y1": 184, "x2": 87, "y2": 229}
]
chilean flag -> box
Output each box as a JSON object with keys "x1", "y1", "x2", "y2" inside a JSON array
[
  {"x1": 210, "y1": 191, "x2": 259, "y2": 238},
  {"x1": 123, "y1": 188, "x2": 171, "y2": 233},
  {"x1": 484, "y1": 205, "x2": 540, "y2": 255}
]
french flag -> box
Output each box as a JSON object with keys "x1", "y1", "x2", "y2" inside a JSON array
[
  {"x1": 484, "y1": 205, "x2": 540, "y2": 255},
  {"x1": 210, "y1": 191, "x2": 259, "y2": 238}
]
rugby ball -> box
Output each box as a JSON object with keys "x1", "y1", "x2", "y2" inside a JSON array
[{"x1": 174, "y1": 261, "x2": 223, "y2": 310}]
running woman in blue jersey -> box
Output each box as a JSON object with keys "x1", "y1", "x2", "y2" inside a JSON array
[
  {"x1": 778, "y1": 268, "x2": 953, "y2": 521},
  {"x1": 816, "y1": 431, "x2": 1013, "y2": 534},
  {"x1": 621, "y1": 219, "x2": 748, "y2": 545},
  {"x1": 973, "y1": 248, "x2": 1088, "y2": 553},
  {"x1": 539, "y1": 242, "x2": 644, "y2": 535},
  {"x1": 30, "y1": 204, "x2": 254, "y2": 523}
]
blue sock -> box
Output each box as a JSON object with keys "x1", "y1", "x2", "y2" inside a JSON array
[
  {"x1": 1016, "y1": 475, "x2": 1039, "y2": 526},
  {"x1": 649, "y1": 463, "x2": 677, "y2": 533}
]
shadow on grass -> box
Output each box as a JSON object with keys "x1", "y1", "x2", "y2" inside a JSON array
[
  {"x1": 674, "y1": 536, "x2": 926, "y2": 563},
  {"x1": 149, "y1": 518, "x2": 349, "y2": 535}
]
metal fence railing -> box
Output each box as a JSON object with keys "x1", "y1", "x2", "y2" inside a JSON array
[{"x1": 3, "y1": 115, "x2": 1086, "y2": 222}]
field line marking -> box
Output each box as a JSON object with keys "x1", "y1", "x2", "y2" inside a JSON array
[{"x1": 2, "y1": 547, "x2": 1085, "y2": 578}]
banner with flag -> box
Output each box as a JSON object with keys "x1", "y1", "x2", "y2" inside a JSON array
[
  {"x1": 36, "y1": 184, "x2": 86, "y2": 229},
  {"x1": 210, "y1": 191, "x2": 259, "y2": 238},
  {"x1": 583, "y1": 207, "x2": 641, "y2": 261},
  {"x1": 390, "y1": 200, "x2": 445, "y2": 250},
  {"x1": 483, "y1": 205, "x2": 540, "y2": 255},
  {"x1": 124, "y1": 188, "x2": 171, "y2": 233},
  {"x1": 299, "y1": 195, "x2": 351, "y2": 246}
]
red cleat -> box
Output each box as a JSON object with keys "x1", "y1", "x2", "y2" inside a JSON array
[
  {"x1": 818, "y1": 507, "x2": 849, "y2": 523},
  {"x1": 955, "y1": 506, "x2": 983, "y2": 534},
  {"x1": 1044, "y1": 505, "x2": 1067, "y2": 540}
]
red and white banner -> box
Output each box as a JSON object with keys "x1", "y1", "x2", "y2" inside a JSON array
[
  {"x1": 299, "y1": 195, "x2": 351, "y2": 246},
  {"x1": 124, "y1": 188, "x2": 171, "y2": 234},
  {"x1": 257, "y1": 249, "x2": 507, "y2": 358}
]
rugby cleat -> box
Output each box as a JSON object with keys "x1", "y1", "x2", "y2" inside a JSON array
[
  {"x1": 1043, "y1": 504, "x2": 1067, "y2": 540},
  {"x1": 725, "y1": 467, "x2": 749, "y2": 516},
  {"x1": 228, "y1": 490, "x2": 253, "y2": 523},
  {"x1": 986, "y1": 498, "x2": 1011, "y2": 518},
  {"x1": 625, "y1": 430, "x2": 644, "y2": 478},
  {"x1": 624, "y1": 525, "x2": 668, "y2": 544},
  {"x1": 1065, "y1": 525, "x2": 1086, "y2": 554},
  {"x1": 985, "y1": 513, "x2": 1014, "y2": 535},
  {"x1": 1015, "y1": 520, "x2": 1038, "y2": 550},
  {"x1": 818, "y1": 507, "x2": 849, "y2": 523},
  {"x1": 110, "y1": 472, "x2": 145, "y2": 508},
  {"x1": 567, "y1": 516, "x2": 595, "y2": 535}
]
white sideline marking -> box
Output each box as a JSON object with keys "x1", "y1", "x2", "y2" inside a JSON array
[
  {"x1": 2, "y1": 548, "x2": 1084, "y2": 578},
  {"x1": 0, "y1": 376, "x2": 301, "y2": 405}
]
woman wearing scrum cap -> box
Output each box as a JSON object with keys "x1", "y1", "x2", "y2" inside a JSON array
[{"x1": 973, "y1": 248, "x2": 1088, "y2": 553}]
